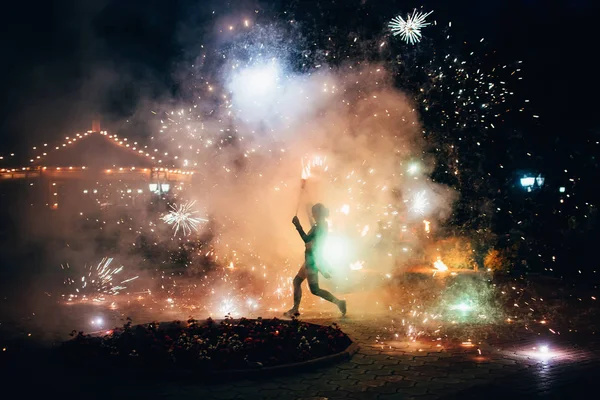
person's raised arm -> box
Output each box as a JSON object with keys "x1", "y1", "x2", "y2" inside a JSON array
[{"x1": 292, "y1": 216, "x2": 315, "y2": 243}]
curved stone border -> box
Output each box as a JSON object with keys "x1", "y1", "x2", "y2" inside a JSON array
[
  {"x1": 204, "y1": 340, "x2": 359, "y2": 381},
  {"x1": 63, "y1": 320, "x2": 359, "y2": 382}
]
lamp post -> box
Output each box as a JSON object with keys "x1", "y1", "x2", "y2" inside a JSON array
[{"x1": 148, "y1": 182, "x2": 170, "y2": 194}]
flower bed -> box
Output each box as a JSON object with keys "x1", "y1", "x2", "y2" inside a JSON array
[{"x1": 60, "y1": 317, "x2": 353, "y2": 373}]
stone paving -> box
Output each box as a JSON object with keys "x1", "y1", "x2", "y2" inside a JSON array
[{"x1": 6, "y1": 314, "x2": 597, "y2": 399}]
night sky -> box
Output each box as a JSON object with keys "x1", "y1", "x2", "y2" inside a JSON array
[{"x1": 0, "y1": 0, "x2": 597, "y2": 151}]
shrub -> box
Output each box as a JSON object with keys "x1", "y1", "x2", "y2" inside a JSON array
[
  {"x1": 60, "y1": 317, "x2": 352, "y2": 372},
  {"x1": 484, "y1": 248, "x2": 511, "y2": 272}
]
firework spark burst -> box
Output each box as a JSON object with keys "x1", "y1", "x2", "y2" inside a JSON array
[
  {"x1": 62, "y1": 257, "x2": 139, "y2": 299},
  {"x1": 162, "y1": 200, "x2": 207, "y2": 236},
  {"x1": 410, "y1": 190, "x2": 430, "y2": 215},
  {"x1": 389, "y1": 9, "x2": 434, "y2": 45}
]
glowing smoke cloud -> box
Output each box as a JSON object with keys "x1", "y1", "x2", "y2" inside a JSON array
[
  {"x1": 142, "y1": 22, "x2": 459, "y2": 311},
  {"x1": 225, "y1": 58, "x2": 334, "y2": 132},
  {"x1": 185, "y1": 64, "x2": 456, "y2": 282},
  {"x1": 227, "y1": 59, "x2": 282, "y2": 122}
]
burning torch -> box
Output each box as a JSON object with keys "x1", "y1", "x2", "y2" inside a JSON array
[
  {"x1": 295, "y1": 155, "x2": 326, "y2": 216},
  {"x1": 295, "y1": 159, "x2": 310, "y2": 216}
]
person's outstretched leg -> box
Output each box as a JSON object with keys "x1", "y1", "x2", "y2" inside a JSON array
[
  {"x1": 307, "y1": 269, "x2": 346, "y2": 316},
  {"x1": 292, "y1": 275, "x2": 304, "y2": 309},
  {"x1": 284, "y1": 264, "x2": 306, "y2": 317}
]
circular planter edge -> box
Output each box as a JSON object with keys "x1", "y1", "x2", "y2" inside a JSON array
[
  {"x1": 207, "y1": 339, "x2": 360, "y2": 381},
  {"x1": 63, "y1": 321, "x2": 359, "y2": 382},
  {"x1": 128, "y1": 338, "x2": 360, "y2": 382}
]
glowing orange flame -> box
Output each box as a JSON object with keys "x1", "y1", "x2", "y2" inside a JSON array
[
  {"x1": 301, "y1": 155, "x2": 327, "y2": 180},
  {"x1": 349, "y1": 261, "x2": 364, "y2": 270},
  {"x1": 433, "y1": 257, "x2": 448, "y2": 271}
]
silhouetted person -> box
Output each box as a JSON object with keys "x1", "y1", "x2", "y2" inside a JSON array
[{"x1": 284, "y1": 203, "x2": 347, "y2": 317}]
